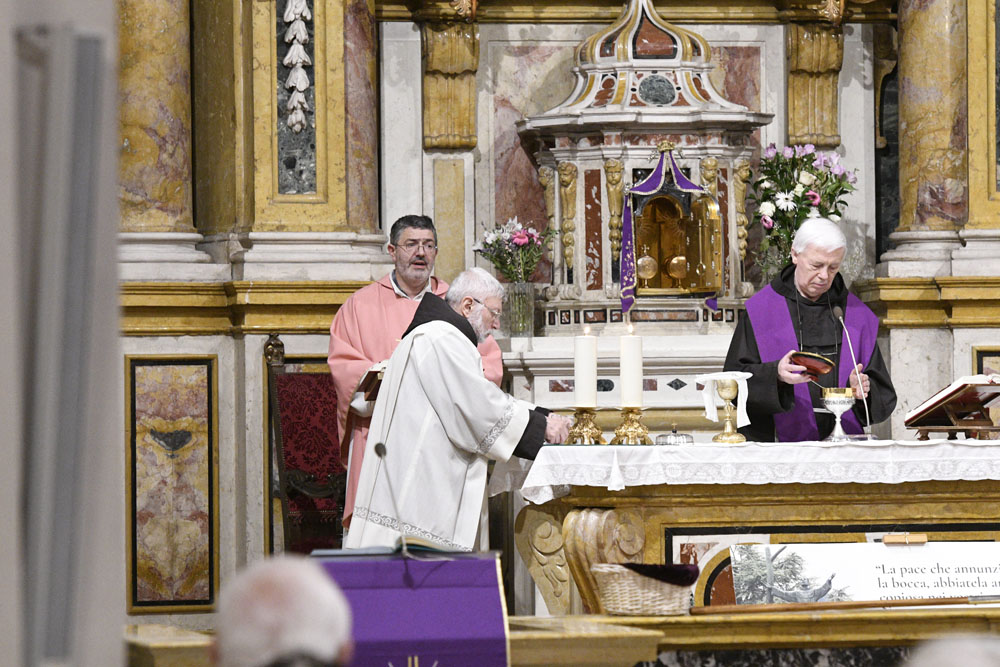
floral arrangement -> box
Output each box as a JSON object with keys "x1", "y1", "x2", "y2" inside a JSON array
[
  {"x1": 474, "y1": 217, "x2": 553, "y2": 283},
  {"x1": 749, "y1": 143, "x2": 858, "y2": 279}
]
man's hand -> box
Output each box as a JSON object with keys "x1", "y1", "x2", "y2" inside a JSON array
[
  {"x1": 777, "y1": 350, "x2": 812, "y2": 385},
  {"x1": 849, "y1": 363, "x2": 870, "y2": 400},
  {"x1": 545, "y1": 414, "x2": 572, "y2": 444}
]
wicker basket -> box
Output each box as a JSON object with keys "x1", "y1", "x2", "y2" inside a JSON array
[{"x1": 591, "y1": 563, "x2": 693, "y2": 616}]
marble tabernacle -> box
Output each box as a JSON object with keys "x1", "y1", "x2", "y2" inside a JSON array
[{"x1": 516, "y1": 0, "x2": 772, "y2": 335}]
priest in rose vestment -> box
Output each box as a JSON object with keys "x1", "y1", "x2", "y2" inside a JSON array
[
  {"x1": 724, "y1": 218, "x2": 896, "y2": 442},
  {"x1": 327, "y1": 215, "x2": 503, "y2": 528},
  {"x1": 345, "y1": 268, "x2": 571, "y2": 551}
]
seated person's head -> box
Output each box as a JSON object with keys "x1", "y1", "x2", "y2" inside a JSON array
[
  {"x1": 446, "y1": 267, "x2": 505, "y2": 343},
  {"x1": 213, "y1": 555, "x2": 353, "y2": 667}
]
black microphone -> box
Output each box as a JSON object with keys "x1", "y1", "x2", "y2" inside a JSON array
[
  {"x1": 832, "y1": 306, "x2": 872, "y2": 434},
  {"x1": 373, "y1": 442, "x2": 410, "y2": 558}
]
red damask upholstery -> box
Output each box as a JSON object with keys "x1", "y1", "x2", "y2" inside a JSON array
[{"x1": 272, "y1": 370, "x2": 347, "y2": 554}]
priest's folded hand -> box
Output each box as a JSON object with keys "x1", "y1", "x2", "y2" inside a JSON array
[
  {"x1": 545, "y1": 414, "x2": 572, "y2": 444},
  {"x1": 849, "y1": 364, "x2": 870, "y2": 400},
  {"x1": 777, "y1": 349, "x2": 811, "y2": 385}
]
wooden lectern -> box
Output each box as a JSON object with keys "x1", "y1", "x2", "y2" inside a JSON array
[{"x1": 904, "y1": 375, "x2": 1000, "y2": 440}]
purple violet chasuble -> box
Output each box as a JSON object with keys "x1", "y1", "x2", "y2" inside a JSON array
[{"x1": 745, "y1": 285, "x2": 878, "y2": 441}]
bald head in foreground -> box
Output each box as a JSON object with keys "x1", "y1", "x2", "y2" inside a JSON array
[{"x1": 213, "y1": 555, "x2": 353, "y2": 667}]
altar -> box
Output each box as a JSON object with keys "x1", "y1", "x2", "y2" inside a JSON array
[{"x1": 491, "y1": 439, "x2": 1000, "y2": 617}]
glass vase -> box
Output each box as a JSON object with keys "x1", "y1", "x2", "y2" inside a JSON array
[{"x1": 503, "y1": 282, "x2": 535, "y2": 337}]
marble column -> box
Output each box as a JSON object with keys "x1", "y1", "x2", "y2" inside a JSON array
[
  {"x1": 118, "y1": 0, "x2": 214, "y2": 273},
  {"x1": 878, "y1": 0, "x2": 966, "y2": 276},
  {"x1": 345, "y1": 0, "x2": 379, "y2": 233}
]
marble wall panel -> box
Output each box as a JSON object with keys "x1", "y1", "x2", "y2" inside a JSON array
[
  {"x1": 380, "y1": 23, "x2": 424, "y2": 226},
  {"x1": 584, "y1": 168, "x2": 603, "y2": 290},
  {"x1": 654, "y1": 647, "x2": 910, "y2": 666},
  {"x1": 128, "y1": 358, "x2": 216, "y2": 611}
]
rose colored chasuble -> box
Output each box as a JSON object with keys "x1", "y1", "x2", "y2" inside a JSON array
[
  {"x1": 745, "y1": 285, "x2": 878, "y2": 441},
  {"x1": 327, "y1": 275, "x2": 503, "y2": 526}
]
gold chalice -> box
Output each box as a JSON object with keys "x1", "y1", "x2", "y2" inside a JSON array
[
  {"x1": 712, "y1": 379, "x2": 746, "y2": 444},
  {"x1": 822, "y1": 387, "x2": 855, "y2": 441}
]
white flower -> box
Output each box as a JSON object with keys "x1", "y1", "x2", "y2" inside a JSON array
[
  {"x1": 758, "y1": 201, "x2": 776, "y2": 217},
  {"x1": 793, "y1": 183, "x2": 805, "y2": 196},
  {"x1": 797, "y1": 170, "x2": 817, "y2": 186},
  {"x1": 484, "y1": 232, "x2": 497, "y2": 244},
  {"x1": 829, "y1": 214, "x2": 841, "y2": 222},
  {"x1": 806, "y1": 207, "x2": 821, "y2": 218},
  {"x1": 774, "y1": 192, "x2": 795, "y2": 211},
  {"x1": 760, "y1": 180, "x2": 773, "y2": 190}
]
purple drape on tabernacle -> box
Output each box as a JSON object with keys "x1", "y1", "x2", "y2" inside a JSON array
[
  {"x1": 745, "y1": 286, "x2": 878, "y2": 441},
  {"x1": 319, "y1": 554, "x2": 507, "y2": 667},
  {"x1": 621, "y1": 152, "x2": 667, "y2": 313}
]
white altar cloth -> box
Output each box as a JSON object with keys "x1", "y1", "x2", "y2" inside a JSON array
[{"x1": 489, "y1": 440, "x2": 1000, "y2": 505}]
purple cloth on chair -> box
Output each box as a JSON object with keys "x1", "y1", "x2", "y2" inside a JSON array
[
  {"x1": 319, "y1": 553, "x2": 507, "y2": 667},
  {"x1": 745, "y1": 285, "x2": 878, "y2": 441}
]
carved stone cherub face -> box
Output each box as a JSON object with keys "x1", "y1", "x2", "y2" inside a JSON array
[
  {"x1": 605, "y1": 161, "x2": 623, "y2": 186},
  {"x1": 557, "y1": 162, "x2": 577, "y2": 186}
]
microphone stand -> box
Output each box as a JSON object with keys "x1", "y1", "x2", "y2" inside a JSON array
[{"x1": 834, "y1": 308, "x2": 872, "y2": 438}]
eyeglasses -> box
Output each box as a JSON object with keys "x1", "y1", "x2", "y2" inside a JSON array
[
  {"x1": 472, "y1": 297, "x2": 502, "y2": 320},
  {"x1": 396, "y1": 240, "x2": 438, "y2": 253}
]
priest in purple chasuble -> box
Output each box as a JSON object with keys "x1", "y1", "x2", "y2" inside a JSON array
[
  {"x1": 345, "y1": 268, "x2": 571, "y2": 551},
  {"x1": 724, "y1": 218, "x2": 896, "y2": 442}
]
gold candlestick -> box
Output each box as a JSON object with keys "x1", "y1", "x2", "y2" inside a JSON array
[
  {"x1": 610, "y1": 408, "x2": 652, "y2": 445},
  {"x1": 567, "y1": 408, "x2": 605, "y2": 445},
  {"x1": 712, "y1": 379, "x2": 746, "y2": 444}
]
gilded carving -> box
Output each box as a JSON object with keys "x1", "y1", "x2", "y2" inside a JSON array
[
  {"x1": 734, "y1": 159, "x2": 751, "y2": 261},
  {"x1": 700, "y1": 156, "x2": 719, "y2": 200},
  {"x1": 786, "y1": 23, "x2": 844, "y2": 149},
  {"x1": 539, "y1": 166, "x2": 557, "y2": 253},
  {"x1": 449, "y1": 0, "x2": 477, "y2": 20},
  {"x1": 562, "y1": 508, "x2": 645, "y2": 613},
  {"x1": 872, "y1": 24, "x2": 897, "y2": 150},
  {"x1": 558, "y1": 162, "x2": 578, "y2": 271},
  {"x1": 422, "y1": 22, "x2": 479, "y2": 149},
  {"x1": 514, "y1": 505, "x2": 571, "y2": 615},
  {"x1": 604, "y1": 159, "x2": 625, "y2": 261}
]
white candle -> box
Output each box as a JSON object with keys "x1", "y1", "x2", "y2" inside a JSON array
[
  {"x1": 620, "y1": 325, "x2": 643, "y2": 408},
  {"x1": 574, "y1": 327, "x2": 597, "y2": 408}
]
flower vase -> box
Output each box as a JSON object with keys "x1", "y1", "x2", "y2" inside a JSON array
[{"x1": 504, "y1": 282, "x2": 535, "y2": 337}]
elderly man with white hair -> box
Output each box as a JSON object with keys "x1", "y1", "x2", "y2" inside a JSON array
[
  {"x1": 345, "y1": 267, "x2": 571, "y2": 551},
  {"x1": 724, "y1": 218, "x2": 896, "y2": 442},
  {"x1": 213, "y1": 555, "x2": 353, "y2": 667}
]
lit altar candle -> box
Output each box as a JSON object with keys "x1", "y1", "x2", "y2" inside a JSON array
[
  {"x1": 620, "y1": 325, "x2": 643, "y2": 408},
  {"x1": 574, "y1": 326, "x2": 597, "y2": 408}
]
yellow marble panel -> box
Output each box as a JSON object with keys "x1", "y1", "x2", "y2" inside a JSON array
[
  {"x1": 128, "y1": 358, "x2": 218, "y2": 612},
  {"x1": 967, "y1": 0, "x2": 1000, "y2": 228},
  {"x1": 433, "y1": 159, "x2": 467, "y2": 283}
]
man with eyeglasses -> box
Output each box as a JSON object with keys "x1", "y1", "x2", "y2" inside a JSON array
[
  {"x1": 328, "y1": 215, "x2": 503, "y2": 529},
  {"x1": 345, "y1": 268, "x2": 571, "y2": 552}
]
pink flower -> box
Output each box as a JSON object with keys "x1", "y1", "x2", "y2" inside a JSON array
[
  {"x1": 831, "y1": 163, "x2": 846, "y2": 177},
  {"x1": 761, "y1": 215, "x2": 775, "y2": 229},
  {"x1": 812, "y1": 153, "x2": 826, "y2": 169},
  {"x1": 782, "y1": 146, "x2": 795, "y2": 159},
  {"x1": 802, "y1": 144, "x2": 816, "y2": 155},
  {"x1": 764, "y1": 144, "x2": 777, "y2": 159},
  {"x1": 806, "y1": 190, "x2": 821, "y2": 206},
  {"x1": 511, "y1": 231, "x2": 530, "y2": 246},
  {"x1": 846, "y1": 171, "x2": 857, "y2": 185}
]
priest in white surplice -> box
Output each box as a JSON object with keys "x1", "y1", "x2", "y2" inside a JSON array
[{"x1": 344, "y1": 268, "x2": 571, "y2": 551}]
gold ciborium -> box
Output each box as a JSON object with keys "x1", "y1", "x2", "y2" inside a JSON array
[
  {"x1": 712, "y1": 379, "x2": 746, "y2": 444},
  {"x1": 610, "y1": 408, "x2": 652, "y2": 445},
  {"x1": 822, "y1": 387, "x2": 855, "y2": 441},
  {"x1": 567, "y1": 408, "x2": 605, "y2": 445}
]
